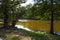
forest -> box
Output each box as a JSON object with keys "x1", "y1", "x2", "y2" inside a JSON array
[{"x1": 0, "y1": 0, "x2": 60, "y2": 40}]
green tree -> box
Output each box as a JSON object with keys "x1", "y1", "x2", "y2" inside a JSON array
[
  {"x1": 28, "y1": 0, "x2": 49, "y2": 20},
  {"x1": 1, "y1": 0, "x2": 27, "y2": 29},
  {"x1": 29, "y1": 0, "x2": 60, "y2": 34},
  {"x1": 10, "y1": 0, "x2": 27, "y2": 27}
]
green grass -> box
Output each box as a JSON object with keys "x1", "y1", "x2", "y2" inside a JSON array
[
  {"x1": 0, "y1": 21, "x2": 3, "y2": 25},
  {"x1": 0, "y1": 27, "x2": 60, "y2": 40},
  {"x1": 6, "y1": 36, "x2": 20, "y2": 40},
  {"x1": 17, "y1": 29, "x2": 60, "y2": 40}
]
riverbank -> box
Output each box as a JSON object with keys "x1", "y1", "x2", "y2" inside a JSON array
[{"x1": 0, "y1": 28, "x2": 60, "y2": 40}]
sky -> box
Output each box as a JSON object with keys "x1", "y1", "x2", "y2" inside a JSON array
[{"x1": 21, "y1": 0, "x2": 34, "y2": 6}]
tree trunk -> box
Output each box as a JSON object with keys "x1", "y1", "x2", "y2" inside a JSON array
[
  {"x1": 12, "y1": 20, "x2": 17, "y2": 27},
  {"x1": 50, "y1": 0, "x2": 54, "y2": 34},
  {"x1": 3, "y1": 13, "x2": 9, "y2": 28},
  {"x1": 11, "y1": 17, "x2": 18, "y2": 29},
  {"x1": 2, "y1": 0, "x2": 11, "y2": 29},
  {"x1": 50, "y1": 11, "x2": 54, "y2": 34},
  {"x1": 3, "y1": 0, "x2": 9, "y2": 28}
]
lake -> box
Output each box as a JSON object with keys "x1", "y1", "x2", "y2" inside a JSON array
[{"x1": 16, "y1": 20, "x2": 60, "y2": 32}]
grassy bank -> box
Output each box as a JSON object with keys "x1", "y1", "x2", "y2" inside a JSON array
[{"x1": 0, "y1": 29, "x2": 60, "y2": 40}]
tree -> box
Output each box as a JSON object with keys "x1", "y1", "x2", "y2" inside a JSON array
[
  {"x1": 2, "y1": 0, "x2": 11, "y2": 28},
  {"x1": 30, "y1": 0, "x2": 60, "y2": 34},
  {"x1": 1, "y1": 0, "x2": 27, "y2": 29},
  {"x1": 29, "y1": 0, "x2": 49, "y2": 20},
  {"x1": 33, "y1": 0, "x2": 54, "y2": 34},
  {"x1": 10, "y1": 0, "x2": 27, "y2": 27},
  {"x1": 10, "y1": 0, "x2": 27, "y2": 28},
  {"x1": 50, "y1": 0, "x2": 54, "y2": 34}
]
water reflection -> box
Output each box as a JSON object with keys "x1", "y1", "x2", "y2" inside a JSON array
[
  {"x1": 15, "y1": 25, "x2": 33, "y2": 32},
  {"x1": 18, "y1": 19, "x2": 28, "y2": 22}
]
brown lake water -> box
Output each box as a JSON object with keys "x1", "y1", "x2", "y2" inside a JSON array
[{"x1": 16, "y1": 20, "x2": 60, "y2": 32}]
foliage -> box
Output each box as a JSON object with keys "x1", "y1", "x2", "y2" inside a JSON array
[
  {"x1": 0, "y1": 0, "x2": 60, "y2": 26},
  {"x1": 23, "y1": 0, "x2": 60, "y2": 20},
  {"x1": 0, "y1": 32, "x2": 6, "y2": 37},
  {"x1": 0, "y1": 0, "x2": 27, "y2": 27}
]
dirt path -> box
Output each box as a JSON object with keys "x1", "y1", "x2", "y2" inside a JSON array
[
  {"x1": 6, "y1": 33, "x2": 32, "y2": 40},
  {"x1": 21, "y1": 36, "x2": 31, "y2": 40}
]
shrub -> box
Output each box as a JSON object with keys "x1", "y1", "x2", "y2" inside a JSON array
[{"x1": 0, "y1": 32, "x2": 6, "y2": 37}]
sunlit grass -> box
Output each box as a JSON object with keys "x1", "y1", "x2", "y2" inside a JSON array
[
  {"x1": 0, "y1": 21, "x2": 3, "y2": 25},
  {"x1": 0, "y1": 22, "x2": 3, "y2": 24}
]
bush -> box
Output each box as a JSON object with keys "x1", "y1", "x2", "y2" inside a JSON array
[{"x1": 0, "y1": 32, "x2": 6, "y2": 37}]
